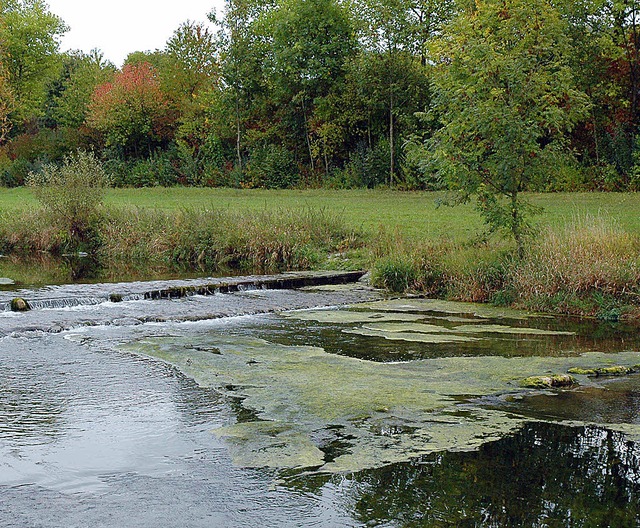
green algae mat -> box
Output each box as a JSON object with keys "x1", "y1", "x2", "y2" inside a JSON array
[{"x1": 124, "y1": 298, "x2": 640, "y2": 474}]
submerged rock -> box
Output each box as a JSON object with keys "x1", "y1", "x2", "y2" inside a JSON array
[{"x1": 520, "y1": 374, "x2": 576, "y2": 389}]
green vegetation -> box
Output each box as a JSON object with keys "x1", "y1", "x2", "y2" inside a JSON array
[
  {"x1": 27, "y1": 150, "x2": 110, "y2": 250},
  {"x1": 3, "y1": 0, "x2": 640, "y2": 200},
  {"x1": 0, "y1": 184, "x2": 638, "y2": 319}
]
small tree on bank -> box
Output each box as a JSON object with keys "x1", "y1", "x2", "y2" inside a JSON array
[
  {"x1": 27, "y1": 150, "x2": 111, "y2": 250},
  {"x1": 429, "y1": 0, "x2": 590, "y2": 256}
]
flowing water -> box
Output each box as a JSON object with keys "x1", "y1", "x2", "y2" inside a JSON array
[{"x1": 0, "y1": 274, "x2": 639, "y2": 527}]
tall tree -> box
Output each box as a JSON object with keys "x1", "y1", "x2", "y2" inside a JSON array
[
  {"x1": 350, "y1": 0, "x2": 454, "y2": 185},
  {"x1": 212, "y1": 0, "x2": 275, "y2": 168},
  {"x1": 48, "y1": 49, "x2": 115, "y2": 129},
  {"x1": 166, "y1": 20, "x2": 219, "y2": 100},
  {"x1": 271, "y1": 0, "x2": 355, "y2": 174},
  {"x1": 430, "y1": 0, "x2": 590, "y2": 255},
  {"x1": 86, "y1": 62, "x2": 175, "y2": 157},
  {"x1": 0, "y1": 0, "x2": 67, "y2": 127}
]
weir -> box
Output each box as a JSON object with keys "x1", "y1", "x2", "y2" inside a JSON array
[{"x1": 0, "y1": 270, "x2": 367, "y2": 312}]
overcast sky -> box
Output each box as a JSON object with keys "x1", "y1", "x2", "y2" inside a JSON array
[{"x1": 47, "y1": 0, "x2": 224, "y2": 67}]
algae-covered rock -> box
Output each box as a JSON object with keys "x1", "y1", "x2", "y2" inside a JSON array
[
  {"x1": 594, "y1": 366, "x2": 636, "y2": 376},
  {"x1": 520, "y1": 374, "x2": 576, "y2": 389},
  {"x1": 568, "y1": 367, "x2": 597, "y2": 376},
  {"x1": 568, "y1": 365, "x2": 636, "y2": 377},
  {"x1": 453, "y1": 324, "x2": 574, "y2": 336},
  {"x1": 10, "y1": 297, "x2": 30, "y2": 312}
]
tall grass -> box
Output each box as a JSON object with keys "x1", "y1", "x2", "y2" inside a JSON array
[
  {"x1": 370, "y1": 217, "x2": 640, "y2": 318},
  {"x1": 509, "y1": 217, "x2": 640, "y2": 316},
  {"x1": 0, "y1": 205, "x2": 362, "y2": 274},
  {"x1": 99, "y1": 206, "x2": 361, "y2": 273}
]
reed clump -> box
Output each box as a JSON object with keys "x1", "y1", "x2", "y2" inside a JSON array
[{"x1": 508, "y1": 217, "x2": 640, "y2": 317}]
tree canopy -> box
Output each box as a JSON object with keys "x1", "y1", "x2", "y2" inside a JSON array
[{"x1": 1, "y1": 0, "x2": 640, "y2": 204}]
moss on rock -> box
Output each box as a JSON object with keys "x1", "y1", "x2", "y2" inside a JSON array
[
  {"x1": 568, "y1": 365, "x2": 636, "y2": 377},
  {"x1": 520, "y1": 374, "x2": 576, "y2": 389},
  {"x1": 10, "y1": 297, "x2": 30, "y2": 312}
]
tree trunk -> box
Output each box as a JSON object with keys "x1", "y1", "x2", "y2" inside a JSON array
[
  {"x1": 389, "y1": 90, "x2": 394, "y2": 188},
  {"x1": 235, "y1": 92, "x2": 242, "y2": 169},
  {"x1": 301, "y1": 97, "x2": 315, "y2": 172},
  {"x1": 511, "y1": 191, "x2": 524, "y2": 259}
]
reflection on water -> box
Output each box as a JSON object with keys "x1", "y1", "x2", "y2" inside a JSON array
[
  {"x1": 289, "y1": 422, "x2": 640, "y2": 527},
  {"x1": 0, "y1": 254, "x2": 214, "y2": 289},
  {"x1": 240, "y1": 312, "x2": 640, "y2": 360},
  {"x1": 498, "y1": 377, "x2": 640, "y2": 425},
  {"x1": 1, "y1": 288, "x2": 640, "y2": 526}
]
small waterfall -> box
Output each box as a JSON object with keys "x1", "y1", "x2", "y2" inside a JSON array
[{"x1": 0, "y1": 271, "x2": 367, "y2": 313}]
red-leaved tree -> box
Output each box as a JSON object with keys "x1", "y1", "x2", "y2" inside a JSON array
[{"x1": 86, "y1": 62, "x2": 176, "y2": 157}]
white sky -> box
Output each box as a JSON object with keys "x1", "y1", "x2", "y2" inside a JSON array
[{"x1": 47, "y1": 0, "x2": 224, "y2": 67}]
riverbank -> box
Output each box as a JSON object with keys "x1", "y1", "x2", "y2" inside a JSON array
[{"x1": 0, "y1": 188, "x2": 638, "y2": 319}]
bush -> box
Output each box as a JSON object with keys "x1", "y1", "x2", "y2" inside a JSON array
[
  {"x1": 370, "y1": 256, "x2": 418, "y2": 292},
  {"x1": 27, "y1": 150, "x2": 111, "y2": 251},
  {"x1": 245, "y1": 144, "x2": 299, "y2": 189}
]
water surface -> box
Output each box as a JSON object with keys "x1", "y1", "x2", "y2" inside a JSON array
[{"x1": 1, "y1": 282, "x2": 639, "y2": 526}]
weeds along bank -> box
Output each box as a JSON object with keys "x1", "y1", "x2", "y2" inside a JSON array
[
  {"x1": 370, "y1": 217, "x2": 640, "y2": 320},
  {"x1": 0, "y1": 207, "x2": 362, "y2": 274},
  {"x1": 0, "y1": 152, "x2": 362, "y2": 274}
]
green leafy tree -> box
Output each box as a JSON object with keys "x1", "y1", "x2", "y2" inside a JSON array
[
  {"x1": 271, "y1": 0, "x2": 355, "y2": 174},
  {"x1": 430, "y1": 0, "x2": 590, "y2": 256},
  {"x1": 0, "y1": 0, "x2": 67, "y2": 127},
  {"x1": 166, "y1": 20, "x2": 219, "y2": 99},
  {"x1": 348, "y1": 0, "x2": 454, "y2": 185},
  {"x1": 48, "y1": 49, "x2": 115, "y2": 129},
  {"x1": 0, "y1": 61, "x2": 15, "y2": 144}
]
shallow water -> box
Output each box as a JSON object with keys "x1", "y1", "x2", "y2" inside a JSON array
[{"x1": 1, "y1": 280, "x2": 639, "y2": 526}]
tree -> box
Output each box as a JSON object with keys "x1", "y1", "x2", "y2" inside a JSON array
[
  {"x1": 271, "y1": 0, "x2": 356, "y2": 174},
  {"x1": 348, "y1": 0, "x2": 455, "y2": 186},
  {"x1": 86, "y1": 62, "x2": 175, "y2": 157},
  {"x1": 0, "y1": 62, "x2": 15, "y2": 144},
  {"x1": 48, "y1": 49, "x2": 115, "y2": 129},
  {"x1": 166, "y1": 20, "x2": 219, "y2": 100},
  {"x1": 212, "y1": 0, "x2": 275, "y2": 169},
  {"x1": 429, "y1": 0, "x2": 590, "y2": 256},
  {"x1": 0, "y1": 0, "x2": 67, "y2": 127}
]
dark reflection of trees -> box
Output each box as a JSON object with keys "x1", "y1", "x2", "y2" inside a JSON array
[
  {"x1": 289, "y1": 423, "x2": 640, "y2": 527},
  {"x1": 251, "y1": 318, "x2": 640, "y2": 362}
]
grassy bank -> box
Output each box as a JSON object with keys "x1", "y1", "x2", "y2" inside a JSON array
[
  {"x1": 0, "y1": 205, "x2": 362, "y2": 275},
  {"x1": 2, "y1": 186, "x2": 640, "y2": 319},
  {"x1": 370, "y1": 216, "x2": 640, "y2": 319}
]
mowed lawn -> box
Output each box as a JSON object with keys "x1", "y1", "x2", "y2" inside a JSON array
[{"x1": 7, "y1": 187, "x2": 640, "y2": 241}]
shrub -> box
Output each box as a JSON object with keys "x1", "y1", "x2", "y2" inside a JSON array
[
  {"x1": 370, "y1": 256, "x2": 418, "y2": 292},
  {"x1": 245, "y1": 144, "x2": 299, "y2": 189},
  {"x1": 27, "y1": 150, "x2": 111, "y2": 251}
]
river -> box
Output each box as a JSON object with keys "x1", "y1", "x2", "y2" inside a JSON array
[{"x1": 1, "y1": 273, "x2": 639, "y2": 526}]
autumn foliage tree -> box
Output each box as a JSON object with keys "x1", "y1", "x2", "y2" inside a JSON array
[{"x1": 86, "y1": 62, "x2": 175, "y2": 157}]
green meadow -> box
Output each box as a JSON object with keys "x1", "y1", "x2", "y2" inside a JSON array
[{"x1": 7, "y1": 187, "x2": 640, "y2": 241}]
